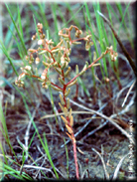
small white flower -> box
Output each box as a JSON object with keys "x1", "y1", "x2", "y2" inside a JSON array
[
  {"x1": 25, "y1": 65, "x2": 31, "y2": 71},
  {"x1": 41, "y1": 75, "x2": 46, "y2": 80},
  {"x1": 38, "y1": 39, "x2": 44, "y2": 45},
  {"x1": 41, "y1": 69, "x2": 48, "y2": 80},
  {"x1": 20, "y1": 67, "x2": 24, "y2": 71},
  {"x1": 112, "y1": 55, "x2": 117, "y2": 61}
]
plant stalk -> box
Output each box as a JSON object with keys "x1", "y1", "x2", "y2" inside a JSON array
[{"x1": 72, "y1": 137, "x2": 79, "y2": 179}]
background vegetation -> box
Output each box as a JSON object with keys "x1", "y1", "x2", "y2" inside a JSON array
[{"x1": 0, "y1": 1, "x2": 136, "y2": 180}]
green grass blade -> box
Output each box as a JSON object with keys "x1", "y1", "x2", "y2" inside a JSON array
[
  {"x1": 56, "y1": 5, "x2": 67, "y2": 25},
  {"x1": 37, "y1": 3, "x2": 49, "y2": 29},
  {"x1": 0, "y1": 100, "x2": 18, "y2": 162},
  {"x1": 51, "y1": 3, "x2": 59, "y2": 43},
  {"x1": 93, "y1": 3, "x2": 107, "y2": 77},
  {"x1": 17, "y1": 4, "x2": 24, "y2": 38},
  {"x1": 106, "y1": 3, "x2": 120, "y2": 23},
  {"x1": 0, "y1": 142, "x2": 8, "y2": 165},
  {"x1": 61, "y1": 4, "x2": 84, "y2": 29},
  {"x1": 43, "y1": 133, "x2": 59, "y2": 178},
  {"x1": 84, "y1": 2, "x2": 105, "y2": 81},
  {"x1": 0, "y1": 101, "x2": 8, "y2": 137},
  {"x1": 84, "y1": 3, "x2": 99, "y2": 56},
  {"x1": 0, "y1": 40, "x2": 19, "y2": 76},
  {"x1": 117, "y1": 2, "x2": 133, "y2": 45},
  {"x1": 1, "y1": 163, "x2": 32, "y2": 180},
  {"x1": 65, "y1": 2, "x2": 81, "y2": 28},
  {"x1": 83, "y1": 3, "x2": 99, "y2": 92},
  {"x1": 6, "y1": 25, "x2": 25, "y2": 60},
  {"x1": 4, "y1": 14, "x2": 17, "y2": 47},
  {"x1": 106, "y1": 3, "x2": 121, "y2": 78},
  {"x1": 5, "y1": 4, "x2": 27, "y2": 56},
  {"x1": 29, "y1": 3, "x2": 42, "y2": 22},
  {"x1": 116, "y1": 2, "x2": 127, "y2": 34},
  {"x1": 29, "y1": 3, "x2": 49, "y2": 30},
  {"x1": 106, "y1": 3, "x2": 117, "y2": 50},
  {"x1": 77, "y1": 76, "x2": 90, "y2": 97}
]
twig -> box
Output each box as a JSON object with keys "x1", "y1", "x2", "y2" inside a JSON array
[
  {"x1": 17, "y1": 103, "x2": 40, "y2": 175},
  {"x1": 122, "y1": 80, "x2": 136, "y2": 107},
  {"x1": 97, "y1": 11, "x2": 137, "y2": 77},
  {"x1": 115, "y1": 79, "x2": 135, "y2": 108},
  {"x1": 24, "y1": 103, "x2": 40, "y2": 162},
  {"x1": 92, "y1": 148, "x2": 109, "y2": 180},
  {"x1": 23, "y1": 164, "x2": 55, "y2": 177},
  {"x1": 112, "y1": 92, "x2": 135, "y2": 118},
  {"x1": 40, "y1": 110, "x2": 105, "y2": 120},
  {"x1": 112, "y1": 153, "x2": 129, "y2": 180},
  {"x1": 34, "y1": 157, "x2": 46, "y2": 179},
  {"x1": 81, "y1": 168, "x2": 89, "y2": 179},
  {"x1": 67, "y1": 99, "x2": 135, "y2": 145}
]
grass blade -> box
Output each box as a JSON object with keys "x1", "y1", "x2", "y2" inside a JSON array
[
  {"x1": 17, "y1": 4, "x2": 24, "y2": 38},
  {"x1": 4, "y1": 14, "x2": 17, "y2": 47},
  {"x1": 43, "y1": 133, "x2": 59, "y2": 179},
  {"x1": 0, "y1": 100, "x2": 18, "y2": 164},
  {"x1": 5, "y1": 4, "x2": 27, "y2": 56},
  {"x1": 93, "y1": 3, "x2": 108, "y2": 77},
  {"x1": 0, "y1": 40, "x2": 19, "y2": 76},
  {"x1": 51, "y1": 3, "x2": 59, "y2": 43}
]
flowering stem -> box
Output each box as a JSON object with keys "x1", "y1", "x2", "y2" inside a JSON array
[
  {"x1": 66, "y1": 50, "x2": 107, "y2": 87},
  {"x1": 15, "y1": 24, "x2": 119, "y2": 180}
]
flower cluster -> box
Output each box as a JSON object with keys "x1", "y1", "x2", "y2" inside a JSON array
[
  {"x1": 15, "y1": 23, "x2": 93, "y2": 90},
  {"x1": 107, "y1": 46, "x2": 118, "y2": 61}
]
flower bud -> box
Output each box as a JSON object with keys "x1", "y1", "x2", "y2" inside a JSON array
[
  {"x1": 42, "y1": 82, "x2": 48, "y2": 89},
  {"x1": 31, "y1": 35, "x2": 36, "y2": 40},
  {"x1": 25, "y1": 55, "x2": 29, "y2": 60},
  {"x1": 37, "y1": 23, "x2": 43, "y2": 29},
  {"x1": 75, "y1": 30, "x2": 82, "y2": 38},
  {"x1": 41, "y1": 69, "x2": 48, "y2": 80},
  {"x1": 35, "y1": 57, "x2": 40, "y2": 64},
  {"x1": 28, "y1": 49, "x2": 36, "y2": 53},
  {"x1": 85, "y1": 41, "x2": 91, "y2": 51}
]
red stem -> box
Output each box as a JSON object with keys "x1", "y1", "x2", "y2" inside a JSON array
[
  {"x1": 50, "y1": 82, "x2": 63, "y2": 91},
  {"x1": 72, "y1": 136, "x2": 79, "y2": 179},
  {"x1": 66, "y1": 50, "x2": 109, "y2": 87}
]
